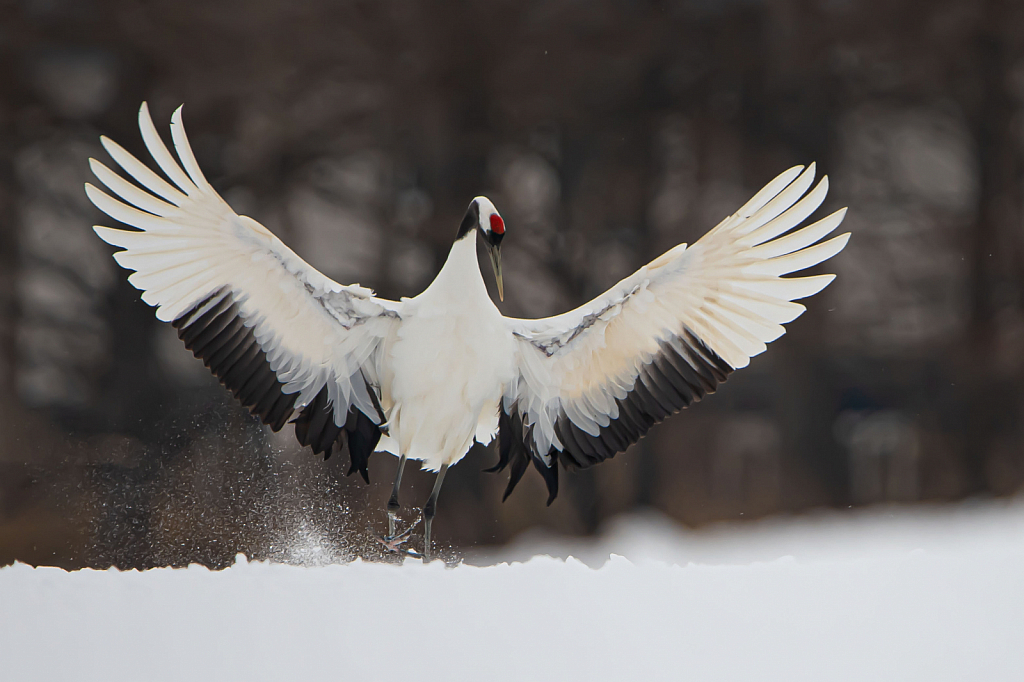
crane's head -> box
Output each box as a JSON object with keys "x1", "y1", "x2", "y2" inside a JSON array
[{"x1": 458, "y1": 196, "x2": 505, "y2": 301}]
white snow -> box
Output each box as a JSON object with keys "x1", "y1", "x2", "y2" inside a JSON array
[{"x1": 3, "y1": 499, "x2": 1023, "y2": 681}]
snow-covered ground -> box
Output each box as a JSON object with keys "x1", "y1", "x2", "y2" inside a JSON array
[{"x1": 3, "y1": 500, "x2": 1023, "y2": 682}]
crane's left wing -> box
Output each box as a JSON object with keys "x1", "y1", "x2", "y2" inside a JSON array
[
  {"x1": 495, "y1": 164, "x2": 848, "y2": 503},
  {"x1": 87, "y1": 103, "x2": 401, "y2": 480}
]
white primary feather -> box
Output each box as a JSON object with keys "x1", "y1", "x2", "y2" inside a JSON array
[{"x1": 88, "y1": 103, "x2": 400, "y2": 426}]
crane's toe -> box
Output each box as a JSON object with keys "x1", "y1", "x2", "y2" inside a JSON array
[{"x1": 376, "y1": 517, "x2": 421, "y2": 557}]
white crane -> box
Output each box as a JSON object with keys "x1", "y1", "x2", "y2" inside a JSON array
[{"x1": 87, "y1": 103, "x2": 850, "y2": 560}]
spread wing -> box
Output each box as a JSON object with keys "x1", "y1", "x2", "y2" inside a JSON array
[
  {"x1": 87, "y1": 103, "x2": 401, "y2": 480},
  {"x1": 494, "y1": 164, "x2": 849, "y2": 503}
]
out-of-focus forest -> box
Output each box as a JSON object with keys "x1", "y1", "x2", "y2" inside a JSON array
[{"x1": 1, "y1": 0, "x2": 1023, "y2": 568}]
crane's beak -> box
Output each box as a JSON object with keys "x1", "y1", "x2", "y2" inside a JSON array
[{"x1": 487, "y1": 245, "x2": 504, "y2": 301}]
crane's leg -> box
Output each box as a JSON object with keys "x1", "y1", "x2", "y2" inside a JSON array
[
  {"x1": 422, "y1": 463, "x2": 448, "y2": 563},
  {"x1": 387, "y1": 454, "x2": 408, "y2": 538}
]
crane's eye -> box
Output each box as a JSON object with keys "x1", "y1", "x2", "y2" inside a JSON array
[{"x1": 489, "y1": 214, "x2": 505, "y2": 235}]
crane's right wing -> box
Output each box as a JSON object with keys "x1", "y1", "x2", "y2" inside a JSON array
[
  {"x1": 87, "y1": 103, "x2": 401, "y2": 480},
  {"x1": 495, "y1": 164, "x2": 849, "y2": 503}
]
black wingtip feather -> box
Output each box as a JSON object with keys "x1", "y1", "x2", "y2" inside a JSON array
[
  {"x1": 494, "y1": 403, "x2": 562, "y2": 503},
  {"x1": 531, "y1": 452, "x2": 558, "y2": 505},
  {"x1": 294, "y1": 386, "x2": 380, "y2": 481},
  {"x1": 501, "y1": 455, "x2": 530, "y2": 502},
  {"x1": 499, "y1": 325, "x2": 735, "y2": 498},
  {"x1": 175, "y1": 289, "x2": 384, "y2": 482},
  {"x1": 174, "y1": 288, "x2": 299, "y2": 433},
  {"x1": 346, "y1": 410, "x2": 380, "y2": 483}
]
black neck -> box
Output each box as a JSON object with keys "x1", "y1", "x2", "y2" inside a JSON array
[{"x1": 456, "y1": 200, "x2": 480, "y2": 240}]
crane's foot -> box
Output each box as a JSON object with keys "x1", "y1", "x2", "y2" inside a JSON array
[{"x1": 376, "y1": 517, "x2": 422, "y2": 558}]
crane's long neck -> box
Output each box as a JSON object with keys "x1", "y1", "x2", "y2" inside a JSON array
[{"x1": 424, "y1": 230, "x2": 490, "y2": 305}]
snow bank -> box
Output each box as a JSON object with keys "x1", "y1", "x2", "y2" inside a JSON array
[{"x1": 3, "y1": 501, "x2": 1023, "y2": 682}]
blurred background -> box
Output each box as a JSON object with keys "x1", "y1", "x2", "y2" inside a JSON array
[{"x1": 1, "y1": 0, "x2": 1023, "y2": 569}]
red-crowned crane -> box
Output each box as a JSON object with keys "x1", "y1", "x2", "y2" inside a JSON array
[{"x1": 87, "y1": 103, "x2": 850, "y2": 560}]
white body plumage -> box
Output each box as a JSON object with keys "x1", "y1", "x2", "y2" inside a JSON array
[{"x1": 379, "y1": 232, "x2": 516, "y2": 471}]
